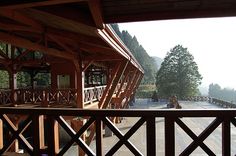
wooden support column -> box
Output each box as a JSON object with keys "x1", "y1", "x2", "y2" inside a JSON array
[
  {"x1": 73, "y1": 59, "x2": 87, "y2": 156},
  {"x1": 74, "y1": 60, "x2": 84, "y2": 108},
  {"x1": 9, "y1": 71, "x2": 17, "y2": 104}
]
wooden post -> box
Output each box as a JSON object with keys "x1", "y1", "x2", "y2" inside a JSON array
[
  {"x1": 9, "y1": 71, "x2": 17, "y2": 104},
  {"x1": 47, "y1": 116, "x2": 59, "y2": 156},
  {"x1": 165, "y1": 117, "x2": 175, "y2": 156},
  {"x1": 33, "y1": 115, "x2": 45, "y2": 155},
  {"x1": 146, "y1": 116, "x2": 156, "y2": 156},
  {"x1": 222, "y1": 117, "x2": 230, "y2": 156},
  {"x1": 73, "y1": 59, "x2": 86, "y2": 155},
  {"x1": 74, "y1": 60, "x2": 84, "y2": 108},
  {"x1": 0, "y1": 119, "x2": 3, "y2": 150},
  {"x1": 96, "y1": 118, "x2": 102, "y2": 156}
]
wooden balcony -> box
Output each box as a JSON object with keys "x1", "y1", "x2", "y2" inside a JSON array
[{"x1": 0, "y1": 107, "x2": 235, "y2": 155}]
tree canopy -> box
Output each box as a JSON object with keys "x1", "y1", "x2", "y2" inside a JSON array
[
  {"x1": 209, "y1": 83, "x2": 236, "y2": 103},
  {"x1": 156, "y1": 45, "x2": 202, "y2": 98}
]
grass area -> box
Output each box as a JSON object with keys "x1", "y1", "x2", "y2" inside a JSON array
[{"x1": 135, "y1": 84, "x2": 156, "y2": 98}]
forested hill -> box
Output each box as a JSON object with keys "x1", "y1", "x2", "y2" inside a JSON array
[
  {"x1": 152, "y1": 56, "x2": 163, "y2": 70},
  {"x1": 111, "y1": 24, "x2": 158, "y2": 84}
]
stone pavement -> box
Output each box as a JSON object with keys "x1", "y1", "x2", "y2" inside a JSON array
[{"x1": 64, "y1": 99, "x2": 236, "y2": 156}]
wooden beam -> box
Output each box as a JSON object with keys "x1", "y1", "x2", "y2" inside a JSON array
[
  {"x1": 15, "y1": 49, "x2": 35, "y2": 61},
  {"x1": 98, "y1": 63, "x2": 119, "y2": 108},
  {"x1": 0, "y1": 22, "x2": 42, "y2": 34},
  {"x1": 47, "y1": 27, "x2": 107, "y2": 47},
  {"x1": 0, "y1": 0, "x2": 87, "y2": 9},
  {"x1": 122, "y1": 72, "x2": 142, "y2": 109},
  {"x1": 88, "y1": 0, "x2": 104, "y2": 29},
  {"x1": 82, "y1": 60, "x2": 93, "y2": 72},
  {"x1": 35, "y1": 4, "x2": 95, "y2": 27},
  {"x1": 97, "y1": 28, "x2": 132, "y2": 62},
  {"x1": 47, "y1": 34, "x2": 78, "y2": 56},
  {"x1": 15, "y1": 39, "x2": 42, "y2": 60},
  {"x1": 23, "y1": 8, "x2": 97, "y2": 37},
  {"x1": 0, "y1": 32, "x2": 75, "y2": 60},
  {"x1": 84, "y1": 55, "x2": 122, "y2": 62},
  {"x1": 0, "y1": 58, "x2": 10, "y2": 65},
  {"x1": 0, "y1": 9, "x2": 43, "y2": 31},
  {"x1": 116, "y1": 65, "x2": 131, "y2": 97},
  {"x1": 101, "y1": 60, "x2": 129, "y2": 109}
]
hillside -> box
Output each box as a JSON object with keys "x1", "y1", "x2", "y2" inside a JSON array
[
  {"x1": 111, "y1": 24, "x2": 157, "y2": 84},
  {"x1": 152, "y1": 56, "x2": 163, "y2": 70}
]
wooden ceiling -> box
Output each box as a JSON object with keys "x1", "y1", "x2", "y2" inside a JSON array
[
  {"x1": 102, "y1": 0, "x2": 236, "y2": 23},
  {"x1": 1, "y1": 0, "x2": 236, "y2": 23},
  {"x1": 0, "y1": 0, "x2": 235, "y2": 72}
]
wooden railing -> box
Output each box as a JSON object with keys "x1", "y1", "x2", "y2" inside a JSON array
[
  {"x1": 182, "y1": 96, "x2": 209, "y2": 101},
  {"x1": 209, "y1": 97, "x2": 236, "y2": 108},
  {"x1": 14, "y1": 89, "x2": 77, "y2": 106},
  {"x1": 0, "y1": 108, "x2": 236, "y2": 155},
  {"x1": 0, "y1": 90, "x2": 11, "y2": 104},
  {"x1": 0, "y1": 86, "x2": 107, "y2": 106},
  {"x1": 182, "y1": 96, "x2": 236, "y2": 108},
  {"x1": 83, "y1": 85, "x2": 106, "y2": 104}
]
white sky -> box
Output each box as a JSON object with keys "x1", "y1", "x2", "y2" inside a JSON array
[{"x1": 118, "y1": 17, "x2": 236, "y2": 89}]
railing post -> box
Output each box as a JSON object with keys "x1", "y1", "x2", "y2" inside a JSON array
[
  {"x1": 33, "y1": 115, "x2": 45, "y2": 155},
  {"x1": 96, "y1": 117, "x2": 103, "y2": 156},
  {"x1": 47, "y1": 116, "x2": 59, "y2": 156},
  {"x1": 146, "y1": 116, "x2": 156, "y2": 156},
  {"x1": 165, "y1": 117, "x2": 175, "y2": 156},
  {"x1": 32, "y1": 115, "x2": 40, "y2": 155},
  {"x1": 222, "y1": 117, "x2": 231, "y2": 156},
  {"x1": 0, "y1": 119, "x2": 3, "y2": 150}
]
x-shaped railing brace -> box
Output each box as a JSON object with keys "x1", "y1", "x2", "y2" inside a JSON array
[
  {"x1": 176, "y1": 117, "x2": 222, "y2": 156},
  {"x1": 56, "y1": 116, "x2": 96, "y2": 156},
  {"x1": 103, "y1": 117, "x2": 145, "y2": 156},
  {"x1": 0, "y1": 114, "x2": 33, "y2": 155}
]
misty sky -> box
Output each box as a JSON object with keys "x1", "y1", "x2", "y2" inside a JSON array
[{"x1": 119, "y1": 17, "x2": 236, "y2": 89}]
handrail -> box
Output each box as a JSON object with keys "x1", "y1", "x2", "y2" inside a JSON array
[{"x1": 0, "y1": 108, "x2": 235, "y2": 155}]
